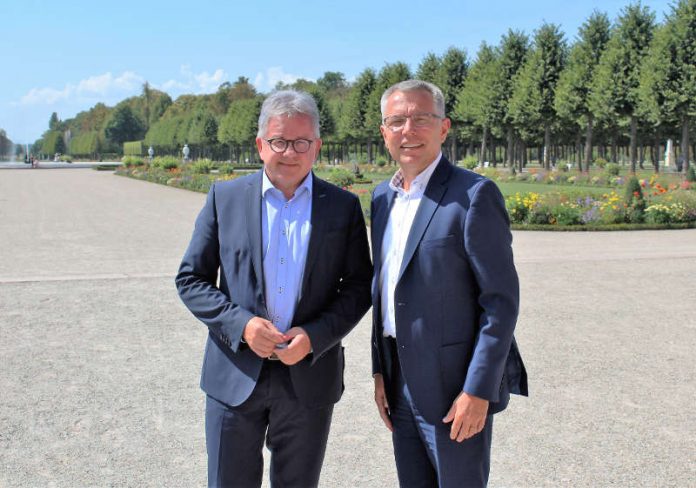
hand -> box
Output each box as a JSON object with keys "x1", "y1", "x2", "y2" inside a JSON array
[
  {"x1": 442, "y1": 392, "x2": 489, "y2": 442},
  {"x1": 273, "y1": 327, "x2": 311, "y2": 365},
  {"x1": 373, "y1": 374, "x2": 393, "y2": 432},
  {"x1": 242, "y1": 317, "x2": 288, "y2": 358}
]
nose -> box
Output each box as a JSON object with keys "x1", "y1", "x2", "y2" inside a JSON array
[{"x1": 402, "y1": 116, "x2": 418, "y2": 133}]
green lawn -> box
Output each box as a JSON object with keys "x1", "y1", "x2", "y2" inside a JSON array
[{"x1": 495, "y1": 181, "x2": 613, "y2": 197}]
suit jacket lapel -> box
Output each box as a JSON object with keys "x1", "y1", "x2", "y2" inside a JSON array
[
  {"x1": 299, "y1": 173, "x2": 328, "y2": 300},
  {"x1": 397, "y1": 158, "x2": 451, "y2": 282},
  {"x1": 246, "y1": 171, "x2": 266, "y2": 305},
  {"x1": 372, "y1": 187, "x2": 396, "y2": 279}
]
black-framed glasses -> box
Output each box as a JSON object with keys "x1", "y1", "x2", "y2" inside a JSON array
[
  {"x1": 265, "y1": 138, "x2": 314, "y2": 154},
  {"x1": 382, "y1": 112, "x2": 443, "y2": 132}
]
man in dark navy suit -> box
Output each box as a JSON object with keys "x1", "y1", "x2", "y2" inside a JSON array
[
  {"x1": 176, "y1": 90, "x2": 372, "y2": 487},
  {"x1": 371, "y1": 80, "x2": 527, "y2": 487}
]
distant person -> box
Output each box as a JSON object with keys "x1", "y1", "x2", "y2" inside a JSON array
[
  {"x1": 370, "y1": 80, "x2": 528, "y2": 487},
  {"x1": 176, "y1": 90, "x2": 372, "y2": 487}
]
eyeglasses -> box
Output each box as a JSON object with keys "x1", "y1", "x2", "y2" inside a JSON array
[
  {"x1": 265, "y1": 138, "x2": 314, "y2": 154},
  {"x1": 382, "y1": 112, "x2": 443, "y2": 132}
]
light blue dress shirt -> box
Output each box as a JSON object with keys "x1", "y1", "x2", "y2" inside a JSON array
[{"x1": 261, "y1": 171, "x2": 313, "y2": 333}]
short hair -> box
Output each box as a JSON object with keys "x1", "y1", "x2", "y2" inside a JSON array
[
  {"x1": 257, "y1": 90, "x2": 320, "y2": 138},
  {"x1": 380, "y1": 80, "x2": 446, "y2": 120}
]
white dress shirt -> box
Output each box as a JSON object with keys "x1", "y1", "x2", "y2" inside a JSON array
[
  {"x1": 261, "y1": 171, "x2": 313, "y2": 333},
  {"x1": 380, "y1": 153, "x2": 442, "y2": 338}
]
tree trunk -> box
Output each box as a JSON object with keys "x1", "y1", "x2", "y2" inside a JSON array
[
  {"x1": 507, "y1": 127, "x2": 514, "y2": 167},
  {"x1": 584, "y1": 115, "x2": 593, "y2": 173},
  {"x1": 480, "y1": 127, "x2": 488, "y2": 165},
  {"x1": 639, "y1": 145, "x2": 645, "y2": 170},
  {"x1": 543, "y1": 125, "x2": 551, "y2": 170},
  {"x1": 519, "y1": 140, "x2": 526, "y2": 172},
  {"x1": 490, "y1": 140, "x2": 497, "y2": 167},
  {"x1": 629, "y1": 115, "x2": 638, "y2": 173},
  {"x1": 682, "y1": 115, "x2": 690, "y2": 173},
  {"x1": 611, "y1": 135, "x2": 618, "y2": 164}
]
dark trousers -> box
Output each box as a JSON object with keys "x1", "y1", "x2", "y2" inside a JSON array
[
  {"x1": 205, "y1": 361, "x2": 333, "y2": 488},
  {"x1": 388, "y1": 340, "x2": 494, "y2": 488}
]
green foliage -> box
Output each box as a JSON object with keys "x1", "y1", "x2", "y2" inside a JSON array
[
  {"x1": 459, "y1": 154, "x2": 479, "y2": 170},
  {"x1": 454, "y1": 43, "x2": 498, "y2": 134},
  {"x1": 69, "y1": 131, "x2": 100, "y2": 156},
  {"x1": 509, "y1": 23, "x2": 566, "y2": 141},
  {"x1": 339, "y1": 68, "x2": 376, "y2": 140},
  {"x1": 121, "y1": 156, "x2": 144, "y2": 167},
  {"x1": 416, "y1": 52, "x2": 441, "y2": 83},
  {"x1": 590, "y1": 4, "x2": 655, "y2": 122},
  {"x1": 123, "y1": 140, "x2": 143, "y2": 156},
  {"x1": 605, "y1": 163, "x2": 621, "y2": 176},
  {"x1": 365, "y1": 62, "x2": 412, "y2": 131},
  {"x1": 317, "y1": 72, "x2": 348, "y2": 92},
  {"x1": 324, "y1": 168, "x2": 355, "y2": 188},
  {"x1": 49, "y1": 112, "x2": 62, "y2": 130},
  {"x1": 624, "y1": 175, "x2": 646, "y2": 222},
  {"x1": 594, "y1": 157, "x2": 608, "y2": 168},
  {"x1": 151, "y1": 156, "x2": 179, "y2": 170},
  {"x1": 437, "y1": 47, "x2": 469, "y2": 115},
  {"x1": 189, "y1": 159, "x2": 213, "y2": 174},
  {"x1": 218, "y1": 97, "x2": 262, "y2": 144},
  {"x1": 555, "y1": 12, "x2": 611, "y2": 126},
  {"x1": 41, "y1": 130, "x2": 66, "y2": 155},
  {"x1": 687, "y1": 164, "x2": 696, "y2": 182},
  {"x1": 105, "y1": 105, "x2": 146, "y2": 146},
  {"x1": 374, "y1": 155, "x2": 389, "y2": 167},
  {"x1": 218, "y1": 163, "x2": 235, "y2": 175}
]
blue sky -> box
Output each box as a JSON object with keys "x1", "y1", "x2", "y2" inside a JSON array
[{"x1": 1, "y1": 0, "x2": 674, "y2": 144}]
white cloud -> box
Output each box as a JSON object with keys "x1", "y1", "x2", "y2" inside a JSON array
[
  {"x1": 159, "y1": 65, "x2": 229, "y2": 96},
  {"x1": 253, "y1": 67, "x2": 309, "y2": 92},
  {"x1": 15, "y1": 67, "x2": 227, "y2": 107},
  {"x1": 17, "y1": 71, "x2": 145, "y2": 106}
]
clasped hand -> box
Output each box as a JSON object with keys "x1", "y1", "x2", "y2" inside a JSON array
[{"x1": 242, "y1": 317, "x2": 311, "y2": 365}]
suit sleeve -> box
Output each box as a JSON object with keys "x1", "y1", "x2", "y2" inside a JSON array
[
  {"x1": 462, "y1": 179, "x2": 519, "y2": 402},
  {"x1": 301, "y1": 196, "x2": 373, "y2": 363},
  {"x1": 175, "y1": 183, "x2": 255, "y2": 352},
  {"x1": 370, "y1": 193, "x2": 383, "y2": 376}
]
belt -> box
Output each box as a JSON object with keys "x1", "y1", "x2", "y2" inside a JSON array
[{"x1": 265, "y1": 353, "x2": 281, "y2": 362}]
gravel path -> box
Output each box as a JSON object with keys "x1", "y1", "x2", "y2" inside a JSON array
[{"x1": 1, "y1": 168, "x2": 694, "y2": 487}]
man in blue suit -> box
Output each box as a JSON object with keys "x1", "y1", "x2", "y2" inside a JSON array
[
  {"x1": 371, "y1": 80, "x2": 527, "y2": 487},
  {"x1": 176, "y1": 90, "x2": 372, "y2": 487}
]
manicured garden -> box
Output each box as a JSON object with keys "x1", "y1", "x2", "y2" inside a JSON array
[{"x1": 115, "y1": 156, "x2": 696, "y2": 230}]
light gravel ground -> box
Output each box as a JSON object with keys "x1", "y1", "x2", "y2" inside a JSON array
[{"x1": 0, "y1": 168, "x2": 694, "y2": 487}]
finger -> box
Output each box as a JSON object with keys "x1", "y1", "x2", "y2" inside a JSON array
[
  {"x1": 449, "y1": 413, "x2": 464, "y2": 441},
  {"x1": 442, "y1": 405, "x2": 455, "y2": 424}
]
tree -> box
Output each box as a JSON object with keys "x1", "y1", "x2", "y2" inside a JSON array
[
  {"x1": 416, "y1": 52, "x2": 441, "y2": 83},
  {"x1": 317, "y1": 71, "x2": 348, "y2": 92},
  {"x1": 493, "y1": 30, "x2": 530, "y2": 168},
  {"x1": 436, "y1": 47, "x2": 468, "y2": 161},
  {"x1": 218, "y1": 97, "x2": 263, "y2": 146},
  {"x1": 49, "y1": 112, "x2": 61, "y2": 131},
  {"x1": 640, "y1": 0, "x2": 696, "y2": 173},
  {"x1": 555, "y1": 11, "x2": 611, "y2": 171},
  {"x1": 104, "y1": 105, "x2": 146, "y2": 146},
  {"x1": 211, "y1": 77, "x2": 257, "y2": 115},
  {"x1": 366, "y1": 62, "x2": 413, "y2": 130},
  {"x1": 339, "y1": 68, "x2": 376, "y2": 142},
  {"x1": 509, "y1": 23, "x2": 567, "y2": 169},
  {"x1": 454, "y1": 43, "x2": 499, "y2": 164},
  {"x1": 590, "y1": 3, "x2": 655, "y2": 172}
]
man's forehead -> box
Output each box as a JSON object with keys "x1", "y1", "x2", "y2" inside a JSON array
[{"x1": 387, "y1": 90, "x2": 435, "y2": 108}]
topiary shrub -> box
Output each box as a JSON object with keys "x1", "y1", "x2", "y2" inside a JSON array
[
  {"x1": 459, "y1": 155, "x2": 479, "y2": 170},
  {"x1": 325, "y1": 169, "x2": 355, "y2": 188},
  {"x1": 624, "y1": 176, "x2": 646, "y2": 223},
  {"x1": 686, "y1": 165, "x2": 696, "y2": 183},
  {"x1": 604, "y1": 163, "x2": 620, "y2": 176}
]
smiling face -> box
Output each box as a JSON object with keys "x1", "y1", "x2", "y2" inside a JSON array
[
  {"x1": 380, "y1": 89, "x2": 450, "y2": 181},
  {"x1": 256, "y1": 114, "x2": 321, "y2": 199}
]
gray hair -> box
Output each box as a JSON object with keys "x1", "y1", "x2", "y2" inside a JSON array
[
  {"x1": 257, "y1": 90, "x2": 320, "y2": 138},
  {"x1": 380, "y1": 80, "x2": 446, "y2": 120}
]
